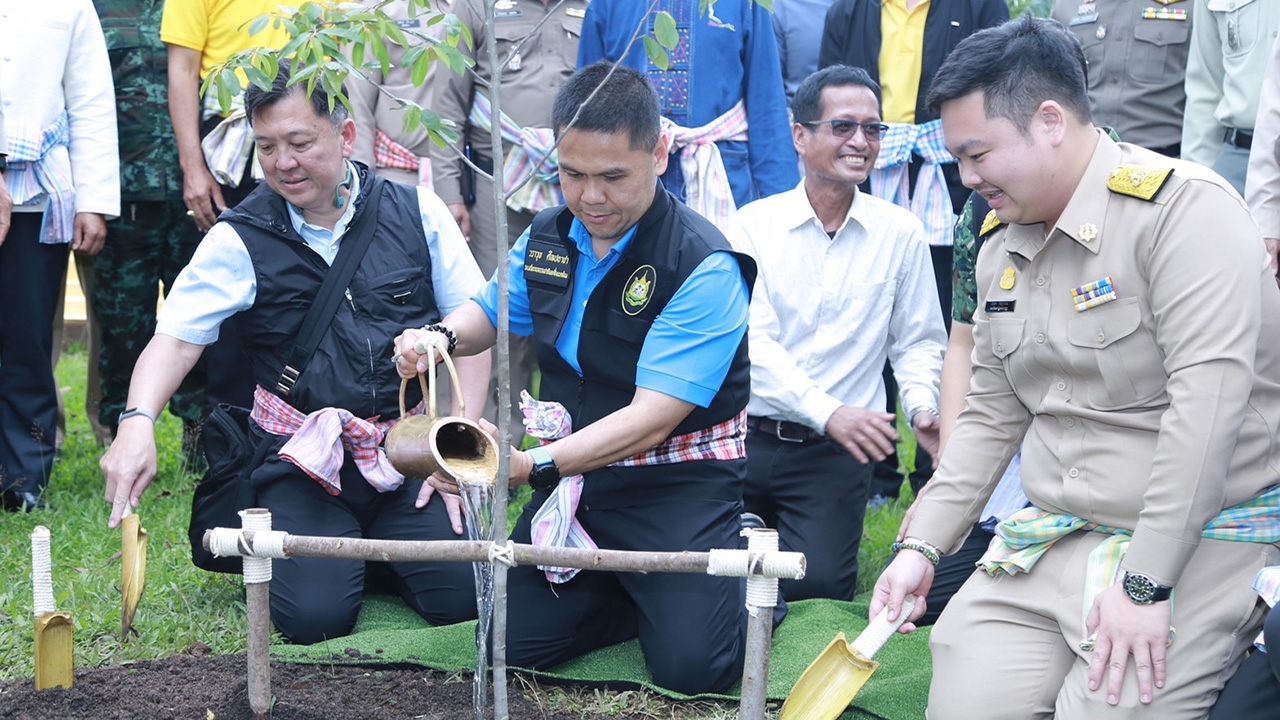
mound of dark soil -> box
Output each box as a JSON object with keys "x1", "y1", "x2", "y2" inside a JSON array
[{"x1": 0, "y1": 652, "x2": 591, "y2": 720}]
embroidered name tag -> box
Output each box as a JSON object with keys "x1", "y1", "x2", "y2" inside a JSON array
[
  {"x1": 985, "y1": 299, "x2": 1017, "y2": 314},
  {"x1": 395, "y1": 19, "x2": 422, "y2": 28},
  {"x1": 524, "y1": 239, "x2": 572, "y2": 288},
  {"x1": 1071, "y1": 276, "x2": 1117, "y2": 312}
]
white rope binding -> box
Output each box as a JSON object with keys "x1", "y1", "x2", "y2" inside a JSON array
[
  {"x1": 488, "y1": 540, "x2": 516, "y2": 568},
  {"x1": 31, "y1": 526, "x2": 54, "y2": 617},
  {"x1": 743, "y1": 529, "x2": 779, "y2": 612},
  {"x1": 706, "y1": 547, "x2": 806, "y2": 580},
  {"x1": 240, "y1": 510, "x2": 275, "y2": 584}
]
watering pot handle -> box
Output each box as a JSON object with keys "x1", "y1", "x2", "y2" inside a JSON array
[{"x1": 398, "y1": 340, "x2": 469, "y2": 420}]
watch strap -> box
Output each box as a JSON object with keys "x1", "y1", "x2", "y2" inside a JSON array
[{"x1": 118, "y1": 407, "x2": 157, "y2": 424}]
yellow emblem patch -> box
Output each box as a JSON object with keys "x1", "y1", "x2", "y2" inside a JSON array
[
  {"x1": 999, "y1": 267, "x2": 1016, "y2": 290},
  {"x1": 979, "y1": 209, "x2": 1005, "y2": 237},
  {"x1": 622, "y1": 265, "x2": 656, "y2": 316},
  {"x1": 1107, "y1": 164, "x2": 1173, "y2": 201}
]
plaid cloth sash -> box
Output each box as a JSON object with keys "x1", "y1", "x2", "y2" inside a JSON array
[
  {"x1": 526, "y1": 390, "x2": 747, "y2": 583},
  {"x1": 468, "y1": 93, "x2": 563, "y2": 213},
  {"x1": 871, "y1": 119, "x2": 957, "y2": 247},
  {"x1": 661, "y1": 100, "x2": 749, "y2": 233},
  {"x1": 979, "y1": 484, "x2": 1280, "y2": 645},
  {"x1": 5, "y1": 112, "x2": 74, "y2": 244},
  {"x1": 249, "y1": 385, "x2": 424, "y2": 496},
  {"x1": 200, "y1": 93, "x2": 262, "y2": 189},
  {"x1": 374, "y1": 129, "x2": 420, "y2": 171}
]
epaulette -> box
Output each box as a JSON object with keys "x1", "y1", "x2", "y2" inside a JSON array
[
  {"x1": 979, "y1": 209, "x2": 1005, "y2": 237},
  {"x1": 1107, "y1": 165, "x2": 1173, "y2": 201}
]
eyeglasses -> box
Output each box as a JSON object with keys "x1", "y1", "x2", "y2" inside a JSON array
[{"x1": 802, "y1": 119, "x2": 889, "y2": 140}]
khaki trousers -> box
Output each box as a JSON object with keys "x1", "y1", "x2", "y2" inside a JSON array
[{"x1": 929, "y1": 532, "x2": 1277, "y2": 720}]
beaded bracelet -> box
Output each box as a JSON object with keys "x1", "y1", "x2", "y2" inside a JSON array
[
  {"x1": 423, "y1": 323, "x2": 457, "y2": 355},
  {"x1": 891, "y1": 539, "x2": 941, "y2": 566}
]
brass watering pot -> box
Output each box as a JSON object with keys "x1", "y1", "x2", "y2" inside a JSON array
[{"x1": 384, "y1": 342, "x2": 499, "y2": 484}]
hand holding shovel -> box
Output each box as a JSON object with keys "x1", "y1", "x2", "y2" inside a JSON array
[{"x1": 780, "y1": 595, "x2": 919, "y2": 720}]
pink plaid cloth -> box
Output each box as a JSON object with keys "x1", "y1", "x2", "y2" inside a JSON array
[
  {"x1": 250, "y1": 385, "x2": 422, "y2": 496},
  {"x1": 374, "y1": 130, "x2": 419, "y2": 172},
  {"x1": 661, "y1": 100, "x2": 749, "y2": 232},
  {"x1": 525, "y1": 390, "x2": 747, "y2": 583}
]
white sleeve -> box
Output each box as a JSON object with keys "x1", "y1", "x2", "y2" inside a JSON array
[
  {"x1": 418, "y1": 186, "x2": 486, "y2": 315},
  {"x1": 155, "y1": 223, "x2": 257, "y2": 344},
  {"x1": 65, "y1": 0, "x2": 120, "y2": 217}
]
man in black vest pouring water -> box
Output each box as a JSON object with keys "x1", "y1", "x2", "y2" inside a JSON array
[{"x1": 395, "y1": 62, "x2": 757, "y2": 694}]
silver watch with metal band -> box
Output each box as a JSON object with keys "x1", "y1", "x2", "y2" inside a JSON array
[{"x1": 1122, "y1": 571, "x2": 1173, "y2": 604}]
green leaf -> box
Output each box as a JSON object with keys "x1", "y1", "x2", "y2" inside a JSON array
[
  {"x1": 401, "y1": 104, "x2": 423, "y2": 135},
  {"x1": 654, "y1": 11, "x2": 678, "y2": 50},
  {"x1": 247, "y1": 15, "x2": 270, "y2": 38},
  {"x1": 351, "y1": 41, "x2": 365, "y2": 68},
  {"x1": 410, "y1": 49, "x2": 430, "y2": 86},
  {"x1": 753, "y1": 0, "x2": 773, "y2": 11},
  {"x1": 643, "y1": 36, "x2": 670, "y2": 71}
]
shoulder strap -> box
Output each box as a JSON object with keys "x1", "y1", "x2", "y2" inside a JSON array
[{"x1": 275, "y1": 176, "x2": 386, "y2": 397}]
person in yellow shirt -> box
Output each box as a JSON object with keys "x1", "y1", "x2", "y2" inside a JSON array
[{"x1": 160, "y1": 0, "x2": 293, "y2": 414}]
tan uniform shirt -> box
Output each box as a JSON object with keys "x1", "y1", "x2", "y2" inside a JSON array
[
  {"x1": 912, "y1": 132, "x2": 1280, "y2": 588},
  {"x1": 347, "y1": 0, "x2": 449, "y2": 174},
  {"x1": 1050, "y1": 0, "x2": 1192, "y2": 151},
  {"x1": 1182, "y1": 0, "x2": 1280, "y2": 166},
  {"x1": 1245, "y1": 31, "x2": 1280, "y2": 237},
  {"x1": 429, "y1": 0, "x2": 586, "y2": 205}
]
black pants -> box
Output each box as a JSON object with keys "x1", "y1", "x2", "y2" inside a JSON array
[
  {"x1": 504, "y1": 462, "x2": 746, "y2": 695},
  {"x1": 1208, "y1": 609, "x2": 1280, "y2": 719},
  {"x1": 252, "y1": 445, "x2": 477, "y2": 644},
  {"x1": 0, "y1": 215, "x2": 68, "y2": 494},
  {"x1": 744, "y1": 431, "x2": 872, "y2": 601},
  {"x1": 919, "y1": 523, "x2": 994, "y2": 626}
]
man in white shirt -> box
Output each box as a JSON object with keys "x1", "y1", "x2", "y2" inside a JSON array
[
  {"x1": 1, "y1": 0, "x2": 119, "y2": 511},
  {"x1": 727, "y1": 65, "x2": 946, "y2": 601}
]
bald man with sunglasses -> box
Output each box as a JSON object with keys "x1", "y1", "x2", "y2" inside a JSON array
[{"x1": 726, "y1": 65, "x2": 946, "y2": 601}]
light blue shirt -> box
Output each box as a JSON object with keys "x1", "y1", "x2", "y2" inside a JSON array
[
  {"x1": 474, "y1": 216, "x2": 750, "y2": 408},
  {"x1": 156, "y1": 164, "x2": 484, "y2": 344}
]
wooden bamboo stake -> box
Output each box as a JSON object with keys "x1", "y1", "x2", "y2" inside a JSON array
[
  {"x1": 738, "y1": 529, "x2": 779, "y2": 720},
  {"x1": 204, "y1": 528, "x2": 807, "y2": 579},
  {"x1": 240, "y1": 509, "x2": 274, "y2": 718}
]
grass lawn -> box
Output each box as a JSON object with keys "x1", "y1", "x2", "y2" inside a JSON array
[{"x1": 1, "y1": 350, "x2": 917, "y2": 715}]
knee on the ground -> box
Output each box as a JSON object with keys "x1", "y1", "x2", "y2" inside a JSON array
[
  {"x1": 272, "y1": 599, "x2": 360, "y2": 645},
  {"x1": 647, "y1": 645, "x2": 742, "y2": 695}
]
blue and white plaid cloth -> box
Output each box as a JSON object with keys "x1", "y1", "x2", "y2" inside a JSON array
[
  {"x1": 871, "y1": 119, "x2": 957, "y2": 247},
  {"x1": 978, "y1": 452, "x2": 1027, "y2": 533},
  {"x1": 5, "y1": 112, "x2": 74, "y2": 244}
]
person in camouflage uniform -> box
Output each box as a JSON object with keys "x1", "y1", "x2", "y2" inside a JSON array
[{"x1": 92, "y1": 0, "x2": 207, "y2": 446}]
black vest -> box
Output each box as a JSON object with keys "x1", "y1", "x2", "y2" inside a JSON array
[
  {"x1": 525, "y1": 186, "x2": 756, "y2": 435},
  {"x1": 221, "y1": 163, "x2": 441, "y2": 417}
]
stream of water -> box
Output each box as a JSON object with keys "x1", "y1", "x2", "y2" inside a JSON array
[{"x1": 459, "y1": 478, "x2": 496, "y2": 720}]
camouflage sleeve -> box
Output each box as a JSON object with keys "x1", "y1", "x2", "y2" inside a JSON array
[{"x1": 952, "y1": 193, "x2": 979, "y2": 325}]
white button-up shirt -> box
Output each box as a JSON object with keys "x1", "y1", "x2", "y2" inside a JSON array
[
  {"x1": 727, "y1": 182, "x2": 946, "y2": 432},
  {"x1": 0, "y1": 0, "x2": 119, "y2": 219}
]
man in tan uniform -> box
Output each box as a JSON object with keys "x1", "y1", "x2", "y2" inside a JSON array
[
  {"x1": 874, "y1": 16, "x2": 1280, "y2": 719},
  {"x1": 1182, "y1": 0, "x2": 1280, "y2": 193},
  {"x1": 1246, "y1": 31, "x2": 1280, "y2": 283},
  {"x1": 429, "y1": 0, "x2": 586, "y2": 432},
  {"x1": 348, "y1": 0, "x2": 447, "y2": 187},
  {"x1": 1050, "y1": 0, "x2": 1192, "y2": 157}
]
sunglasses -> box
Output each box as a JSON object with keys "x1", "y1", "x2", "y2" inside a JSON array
[{"x1": 802, "y1": 119, "x2": 889, "y2": 140}]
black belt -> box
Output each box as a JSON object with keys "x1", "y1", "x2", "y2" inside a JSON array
[
  {"x1": 1225, "y1": 127, "x2": 1253, "y2": 150},
  {"x1": 749, "y1": 416, "x2": 825, "y2": 443}
]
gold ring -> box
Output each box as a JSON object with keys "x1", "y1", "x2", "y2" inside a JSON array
[{"x1": 1167, "y1": 626, "x2": 1176, "y2": 647}]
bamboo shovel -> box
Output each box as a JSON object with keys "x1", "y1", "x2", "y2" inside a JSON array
[
  {"x1": 779, "y1": 595, "x2": 918, "y2": 720},
  {"x1": 121, "y1": 508, "x2": 148, "y2": 641},
  {"x1": 32, "y1": 525, "x2": 73, "y2": 690}
]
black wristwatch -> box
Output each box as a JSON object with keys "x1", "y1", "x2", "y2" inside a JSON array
[
  {"x1": 0, "y1": 154, "x2": 7, "y2": 173},
  {"x1": 1122, "y1": 571, "x2": 1173, "y2": 604},
  {"x1": 526, "y1": 446, "x2": 561, "y2": 491}
]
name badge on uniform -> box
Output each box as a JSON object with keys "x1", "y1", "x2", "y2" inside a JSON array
[
  {"x1": 1071, "y1": 276, "x2": 1117, "y2": 312},
  {"x1": 495, "y1": 0, "x2": 522, "y2": 16},
  {"x1": 1071, "y1": 1, "x2": 1098, "y2": 25},
  {"x1": 524, "y1": 239, "x2": 573, "y2": 288},
  {"x1": 985, "y1": 300, "x2": 1017, "y2": 314},
  {"x1": 395, "y1": 19, "x2": 422, "y2": 28}
]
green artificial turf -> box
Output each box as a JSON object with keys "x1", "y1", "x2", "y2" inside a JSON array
[{"x1": 275, "y1": 594, "x2": 931, "y2": 720}]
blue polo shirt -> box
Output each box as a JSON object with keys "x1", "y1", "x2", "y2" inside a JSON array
[{"x1": 474, "y1": 217, "x2": 749, "y2": 408}]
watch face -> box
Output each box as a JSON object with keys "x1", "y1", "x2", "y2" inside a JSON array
[{"x1": 1123, "y1": 572, "x2": 1157, "y2": 604}]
